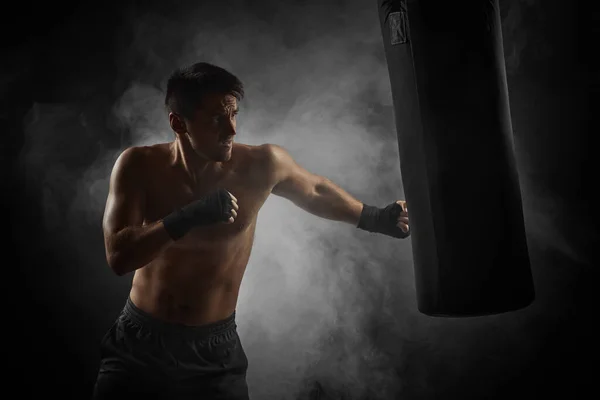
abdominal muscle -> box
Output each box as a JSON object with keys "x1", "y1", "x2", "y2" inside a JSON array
[{"x1": 129, "y1": 221, "x2": 257, "y2": 326}]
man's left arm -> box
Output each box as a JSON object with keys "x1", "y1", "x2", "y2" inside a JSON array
[{"x1": 265, "y1": 144, "x2": 410, "y2": 238}]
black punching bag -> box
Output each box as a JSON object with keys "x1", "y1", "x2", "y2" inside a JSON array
[{"x1": 376, "y1": 0, "x2": 535, "y2": 316}]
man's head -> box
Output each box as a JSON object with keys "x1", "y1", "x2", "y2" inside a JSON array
[{"x1": 165, "y1": 62, "x2": 244, "y2": 162}]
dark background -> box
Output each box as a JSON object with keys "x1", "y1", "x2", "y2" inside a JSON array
[{"x1": 2, "y1": 0, "x2": 595, "y2": 399}]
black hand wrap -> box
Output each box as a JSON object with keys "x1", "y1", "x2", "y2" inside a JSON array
[
  {"x1": 162, "y1": 188, "x2": 233, "y2": 240},
  {"x1": 357, "y1": 202, "x2": 410, "y2": 239}
]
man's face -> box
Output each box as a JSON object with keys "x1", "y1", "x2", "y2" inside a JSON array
[{"x1": 177, "y1": 93, "x2": 238, "y2": 162}]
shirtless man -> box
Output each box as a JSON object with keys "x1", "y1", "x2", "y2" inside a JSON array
[{"x1": 92, "y1": 62, "x2": 410, "y2": 400}]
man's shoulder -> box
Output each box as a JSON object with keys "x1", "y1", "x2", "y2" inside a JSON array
[
  {"x1": 242, "y1": 143, "x2": 293, "y2": 171},
  {"x1": 245, "y1": 143, "x2": 288, "y2": 163},
  {"x1": 245, "y1": 143, "x2": 298, "y2": 187},
  {"x1": 116, "y1": 143, "x2": 169, "y2": 163},
  {"x1": 112, "y1": 143, "x2": 170, "y2": 176},
  {"x1": 234, "y1": 142, "x2": 273, "y2": 162}
]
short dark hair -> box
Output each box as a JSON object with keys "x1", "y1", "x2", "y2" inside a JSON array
[{"x1": 165, "y1": 62, "x2": 244, "y2": 119}]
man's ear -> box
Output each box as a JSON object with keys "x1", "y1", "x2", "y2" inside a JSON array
[{"x1": 169, "y1": 112, "x2": 187, "y2": 135}]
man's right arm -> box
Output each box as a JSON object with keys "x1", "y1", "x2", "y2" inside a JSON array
[{"x1": 102, "y1": 147, "x2": 172, "y2": 276}]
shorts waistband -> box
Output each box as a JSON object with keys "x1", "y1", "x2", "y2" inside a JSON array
[{"x1": 122, "y1": 297, "x2": 237, "y2": 338}]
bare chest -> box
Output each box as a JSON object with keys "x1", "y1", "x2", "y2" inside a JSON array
[{"x1": 143, "y1": 167, "x2": 271, "y2": 244}]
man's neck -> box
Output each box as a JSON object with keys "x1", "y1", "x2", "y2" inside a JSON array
[{"x1": 172, "y1": 138, "x2": 222, "y2": 185}]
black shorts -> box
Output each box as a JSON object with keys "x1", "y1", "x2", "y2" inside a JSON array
[{"x1": 92, "y1": 297, "x2": 249, "y2": 400}]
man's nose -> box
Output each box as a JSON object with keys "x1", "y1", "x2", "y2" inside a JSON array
[{"x1": 221, "y1": 118, "x2": 236, "y2": 136}]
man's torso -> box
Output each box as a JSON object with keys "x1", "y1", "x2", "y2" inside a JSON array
[{"x1": 130, "y1": 142, "x2": 274, "y2": 325}]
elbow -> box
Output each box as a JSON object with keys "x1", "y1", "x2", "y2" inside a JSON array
[
  {"x1": 311, "y1": 177, "x2": 329, "y2": 202},
  {"x1": 313, "y1": 176, "x2": 329, "y2": 194},
  {"x1": 106, "y1": 252, "x2": 129, "y2": 276}
]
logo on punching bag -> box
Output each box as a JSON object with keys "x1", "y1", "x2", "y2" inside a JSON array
[{"x1": 389, "y1": 11, "x2": 408, "y2": 45}]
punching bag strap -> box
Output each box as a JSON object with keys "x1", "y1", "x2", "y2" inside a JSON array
[{"x1": 382, "y1": 0, "x2": 409, "y2": 45}]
